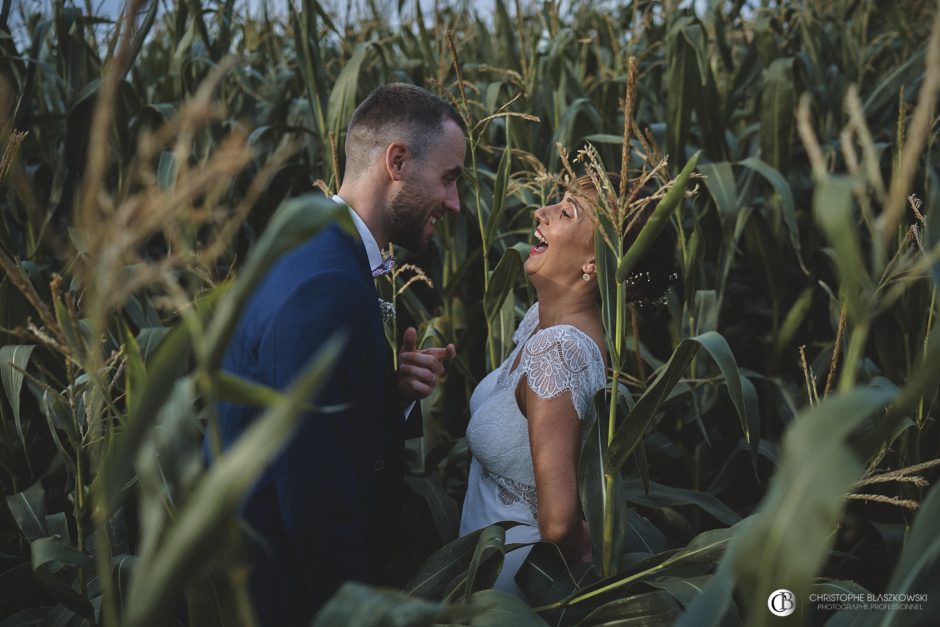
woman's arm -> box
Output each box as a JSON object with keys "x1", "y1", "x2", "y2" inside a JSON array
[{"x1": 524, "y1": 388, "x2": 592, "y2": 563}]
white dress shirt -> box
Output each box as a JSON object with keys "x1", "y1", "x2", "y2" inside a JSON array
[
  {"x1": 332, "y1": 194, "x2": 386, "y2": 275},
  {"x1": 331, "y1": 194, "x2": 417, "y2": 421}
]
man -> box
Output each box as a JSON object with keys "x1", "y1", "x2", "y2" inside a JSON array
[{"x1": 213, "y1": 83, "x2": 466, "y2": 626}]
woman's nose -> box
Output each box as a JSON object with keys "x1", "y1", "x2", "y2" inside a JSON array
[{"x1": 534, "y1": 205, "x2": 546, "y2": 222}]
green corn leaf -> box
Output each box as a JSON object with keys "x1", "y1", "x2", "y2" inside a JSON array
[
  {"x1": 579, "y1": 391, "x2": 629, "y2": 576},
  {"x1": 743, "y1": 211, "x2": 782, "y2": 331},
  {"x1": 94, "y1": 290, "x2": 217, "y2": 517},
  {"x1": 93, "y1": 194, "x2": 338, "y2": 512},
  {"x1": 5, "y1": 481, "x2": 47, "y2": 541},
  {"x1": 44, "y1": 512, "x2": 69, "y2": 544},
  {"x1": 605, "y1": 331, "x2": 756, "y2": 476},
  {"x1": 312, "y1": 582, "x2": 450, "y2": 627},
  {"x1": 404, "y1": 474, "x2": 460, "y2": 544},
  {"x1": 12, "y1": 18, "x2": 52, "y2": 130},
  {"x1": 156, "y1": 151, "x2": 178, "y2": 190},
  {"x1": 291, "y1": 1, "x2": 327, "y2": 143},
  {"x1": 813, "y1": 176, "x2": 873, "y2": 325},
  {"x1": 123, "y1": 333, "x2": 345, "y2": 627},
  {"x1": 550, "y1": 98, "x2": 602, "y2": 169},
  {"x1": 575, "y1": 590, "x2": 681, "y2": 626},
  {"x1": 210, "y1": 370, "x2": 287, "y2": 408},
  {"x1": 112, "y1": 554, "x2": 137, "y2": 617},
  {"x1": 665, "y1": 17, "x2": 700, "y2": 163},
  {"x1": 465, "y1": 589, "x2": 548, "y2": 626},
  {"x1": 483, "y1": 122, "x2": 513, "y2": 252},
  {"x1": 136, "y1": 327, "x2": 169, "y2": 362},
  {"x1": 616, "y1": 152, "x2": 700, "y2": 282},
  {"x1": 873, "y1": 481, "x2": 940, "y2": 626},
  {"x1": 516, "y1": 542, "x2": 581, "y2": 606},
  {"x1": 759, "y1": 57, "x2": 795, "y2": 173},
  {"x1": 646, "y1": 575, "x2": 715, "y2": 609},
  {"x1": 737, "y1": 156, "x2": 806, "y2": 275},
  {"x1": 462, "y1": 524, "x2": 506, "y2": 600},
  {"x1": 672, "y1": 536, "x2": 742, "y2": 627},
  {"x1": 413, "y1": 0, "x2": 435, "y2": 63},
  {"x1": 863, "y1": 48, "x2": 926, "y2": 118},
  {"x1": 205, "y1": 193, "x2": 346, "y2": 371},
  {"x1": 683, "y1": 222, "x2": 705, "y2": 309},
  {"x1": 621, "y1": 479, "x2": 740, "y2": 526},
  {"x1": 30, "y1": 537, "x2": 95, "y2": 620},
  {"x1": 773, "y1": 287, "x2": 815, "y2": 359},
  {"x1": 327, "y1": 41, "x2": 378, "y2": 139},
  {"x1": 38, "y1": 388, "x2": 79, "y2": 477},
  {"x1": 123, "y1": 0, "x2": 158, "y2": 76},
  {"x1": 552, "y1": 525, "x2": 740, "y2": 612},
  {"x1": 594, "y1": 207, "x2": 621, "y2": 363},
  {"x1": 484, "y1": 247, "x2": 524, "y2": 323},
  {"x1": 124, "y1": 324, "x2": 146, "y2": 417},
  {"x1": 406, "y1": 522, "x2": 517, "y2": 600},
  {"x1": 0, "y1": 344, "x2": 36, "y2": 456},
  {"x1": 699, "y1": 161, "x2": 737, "y2": 221},
  {"x1": 926, "y1": 172, "x2": 940, "y2": 286},
  {"x1": 582, "y1": 134, "x2": 626, "y2": 145},
  {"x1": 729, "y1": 388, "x2": 895, "y2": 626}
]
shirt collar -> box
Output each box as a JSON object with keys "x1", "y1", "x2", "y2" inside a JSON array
[{"x1": 332, "y1": 194, "x2": 385, "y2": 274}]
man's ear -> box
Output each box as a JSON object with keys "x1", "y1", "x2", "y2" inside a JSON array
[{"x1": 385, "y1": 142, "x2": 409, "y2": 182}]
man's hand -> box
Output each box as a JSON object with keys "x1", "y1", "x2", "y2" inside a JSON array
[{"x1": 396, "y1": 327, "x2": 456, "y2": 400}]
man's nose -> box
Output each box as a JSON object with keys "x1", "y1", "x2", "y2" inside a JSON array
[{"x1": 444, "y1": 183, "x2": 460, "y2": 214}]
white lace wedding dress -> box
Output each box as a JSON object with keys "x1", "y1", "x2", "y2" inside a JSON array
[{"x1": 459, "y1": 302, "x2": 607, "y2": 598}]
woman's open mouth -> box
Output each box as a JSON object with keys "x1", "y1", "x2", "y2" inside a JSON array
[{"x1": 531, "y1": 229, "x2": 549, "y2": 255}]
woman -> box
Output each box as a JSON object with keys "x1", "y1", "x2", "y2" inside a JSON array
[{"x1": 458, "y1": 175, "x2": 673, "y2": 598}]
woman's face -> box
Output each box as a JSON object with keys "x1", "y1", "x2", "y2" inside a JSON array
[{"x1": 524, "y1": 190, "x2": 596, "y2": 283}]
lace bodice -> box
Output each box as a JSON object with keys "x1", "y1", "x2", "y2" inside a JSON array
[{"x1": 465, "y1": 303, "x2": 607, "y2": 512}]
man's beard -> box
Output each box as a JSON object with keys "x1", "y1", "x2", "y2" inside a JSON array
[{"x1": 387, "y1": 182, "x2": 434, "y2": 252}]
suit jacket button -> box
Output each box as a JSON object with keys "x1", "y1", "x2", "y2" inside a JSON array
[{"x1": 373, "y1": 459, "x2": 385, "y2": 471}]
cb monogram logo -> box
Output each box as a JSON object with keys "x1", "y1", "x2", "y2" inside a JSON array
[{"x1": 768, "y1": 589, "x2": 796, "y2": 617}]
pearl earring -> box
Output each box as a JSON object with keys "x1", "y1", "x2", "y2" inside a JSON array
[{"x1": 582, "y1": 272, "x2": 591, "y2": 281}]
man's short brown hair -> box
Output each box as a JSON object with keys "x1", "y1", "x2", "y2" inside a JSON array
[{"x1": 343, "y1": 83, "x2": 467, "y2": 180}]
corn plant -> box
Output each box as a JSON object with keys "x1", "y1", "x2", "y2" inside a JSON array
[{"x1": 3, "y1": 0, "x2": 940, "y2": 626}]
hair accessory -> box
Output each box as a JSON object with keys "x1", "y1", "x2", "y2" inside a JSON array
[
  {"x1": 625, "y1": 271, "x2": 652, "y2": 286},
  {"x1": 582, "y1": 272, "x2": 591, "y2": 281}
]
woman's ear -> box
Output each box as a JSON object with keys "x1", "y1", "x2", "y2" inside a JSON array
[
  {"x1": 385, "y1": 142, "x2": 409, "y2": 181},
  {"x1": 582, "y1": 258, "x2": 596, "y2": 276}
]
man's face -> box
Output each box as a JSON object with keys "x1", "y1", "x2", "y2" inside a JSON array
[{"x1": 387, "y1": 119, "x2": 466, "y2": 251}]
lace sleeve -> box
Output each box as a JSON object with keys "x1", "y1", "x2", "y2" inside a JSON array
[
  {"x1": 511, "y1": 325, "x2": 606, "y2": 422},
  {"x1": 513, "y1": 302, "x2": 540, "y2": 344}
]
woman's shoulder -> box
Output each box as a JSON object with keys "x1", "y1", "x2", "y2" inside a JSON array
[
  {"x1": 516, "y1": 321, "x2": 606, "y2": 403},
  {"x1": 526, "y1": 324, "x2": 603, "y2": 371}
]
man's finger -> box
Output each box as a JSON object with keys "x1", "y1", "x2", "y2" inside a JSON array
[
  {"x1": 418, "y1": 343, "x2": 457, "y2": 361},
  {"x1": 400, "y1": 351, "x2": 444, "y2": 371},
  {"x1": 398, "y1": 363, "x2": 437, "y2": 385},
  {"x1": 401, "y1": 326, "x2": 417, "y2": 353}
]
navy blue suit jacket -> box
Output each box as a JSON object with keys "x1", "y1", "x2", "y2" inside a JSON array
[{"x1": 211, "y1": 221, "x2": 409, "y2": 626}]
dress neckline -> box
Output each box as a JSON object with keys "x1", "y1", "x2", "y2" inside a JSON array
[{"x1": 503, "y1": 317, "x2": 606, "y2": 380}]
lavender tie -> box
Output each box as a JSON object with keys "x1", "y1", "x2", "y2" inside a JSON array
[{"x1": 371, "y1": 256, "x2": 395, "y2": 277}]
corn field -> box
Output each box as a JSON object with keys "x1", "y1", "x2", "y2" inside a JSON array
[{"x1": 1, "y1": 0, "x2": 940, "y2": 625}]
